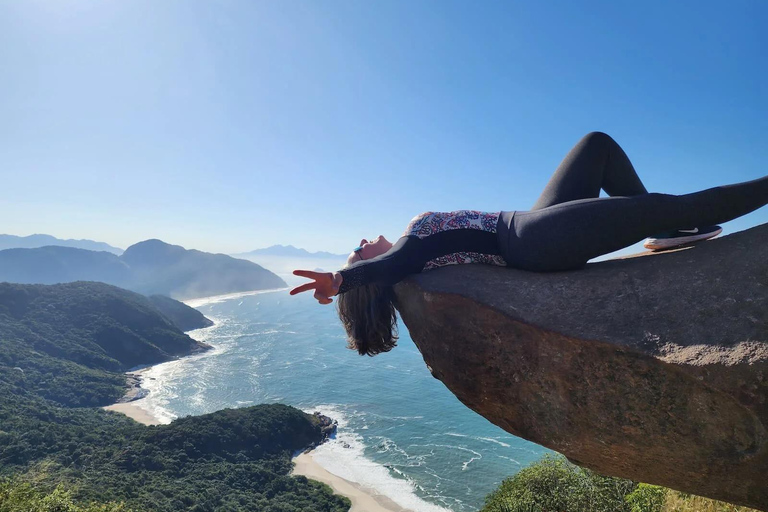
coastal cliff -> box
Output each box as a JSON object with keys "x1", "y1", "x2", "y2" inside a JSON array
[
  {"x1": 0, "y1": 281, "x2": 350, "y2": 512},
  {"x1": 394, "y1": 223, "x2": 768, "y2": 511},
  {"x1": 148, "y1": 293, "x2": 214, "y2": 331},
  {"x1": 0, "y1": 281, "x2": 212, "y2": 406}
]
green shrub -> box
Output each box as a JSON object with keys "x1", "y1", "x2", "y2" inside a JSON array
[
  {"x1": 483, "y1": 455, "x2": 758, "y2": 512},
  {"x1": 482, "y1": 454, "x2": 637, "y2": 512},
  {"x1": 498, "y1": 501, "x2": 542, "y2": 512},
  {"x1": 626, "y1": 483, "x2": 666, "y2": 512},
  {"x1": 662, "y1": 490, "x2": 759, "y2": 512},
  {"x1": 0, "y1": 479, "x2": 129, "y2": 512}
]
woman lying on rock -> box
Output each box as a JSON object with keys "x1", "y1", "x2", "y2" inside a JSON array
[{"x1": 291, "y1": 132, "x2": 768, "y2": 355}]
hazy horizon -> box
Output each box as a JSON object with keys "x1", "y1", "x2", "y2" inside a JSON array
[{"x1": 0, "y1": 231, "x2": 350, "y2": 257}]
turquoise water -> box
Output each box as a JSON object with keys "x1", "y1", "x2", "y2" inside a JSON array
[{"x1": 136, "y1": 288, "x2": 547, "y2": 511}]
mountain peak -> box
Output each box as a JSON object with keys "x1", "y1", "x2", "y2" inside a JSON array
[
  {"x1": 0, "y1": 238, "x2": 287, "y2": 300},
  {"x1": 0, "y1": 233, "x2": 123, "y2": 255},
  {"x1": 122, "y1": 239, "x2": 187, "y2": 266}
]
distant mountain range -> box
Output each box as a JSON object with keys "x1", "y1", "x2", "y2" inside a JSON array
[
  {"x1": 234, "y1": 244, "x2": 347, "y2": 259},
  {"x1": 0, "y1": 233, "x2": 123, "y2": 255},
  {"x1": 0, "y1": 239, "x2": 287, "y2": 300}
]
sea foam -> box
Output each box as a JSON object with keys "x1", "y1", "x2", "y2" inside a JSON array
[
  {"x1": 132, "y1": 316, "x2": 226, "y2": 424},
  {"x1": 304, "y1": 404, "x2": 453, "y2": 512}
]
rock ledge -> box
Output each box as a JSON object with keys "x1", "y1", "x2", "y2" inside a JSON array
[{"x1": 394, "y1": 224, "x2": 768, "y2": 511}]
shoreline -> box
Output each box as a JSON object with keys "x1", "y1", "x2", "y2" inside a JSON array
[
  {"x1": 292, "y1": 452, "x2": 412, "y2": 512},
  {"x1": 104, "y1": 390, "x2": 412, "y2": 512},
  {"x1": 103, "y1": 400, "x2": 163, "y2": 426},
  {"x1": 102, "y1": 368, "x2": 167, "y2": 425},
  {"x1": 182, "y1": 287, "x2": 289, "y2": 308},
  {"x1": 103, "y1": 288, "x2": 414, "y2": 512}
]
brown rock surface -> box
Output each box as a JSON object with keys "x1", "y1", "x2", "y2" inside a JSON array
[{"x1": 394, "y1": 224, "x2": 768, "y2": 511}]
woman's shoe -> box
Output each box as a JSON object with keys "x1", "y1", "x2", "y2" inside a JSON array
[{"x1": 643, "y1": 226, "x2": 722, "y2": 251}]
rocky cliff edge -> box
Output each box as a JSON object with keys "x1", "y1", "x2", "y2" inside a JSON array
[{"x1": 395, "y1": 224, "x2": 768, "y2": 511}]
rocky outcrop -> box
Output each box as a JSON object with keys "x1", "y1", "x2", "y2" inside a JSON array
[
  {"x1": 394, "y1": 224, "x2": 768, "y2": 511},
  {"x1": 304, "y1": 412, "x2": 338, "y2": 452}
]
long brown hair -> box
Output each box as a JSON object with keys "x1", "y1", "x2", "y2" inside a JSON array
[{"x1": 336, "y1": 283, "x2": 399, "y2": 356}]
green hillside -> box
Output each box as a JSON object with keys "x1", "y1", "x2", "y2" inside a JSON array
[
  {"x1": 0, "y1": 282, "x2": 210, "y2": 406},
  {"x1": 0, "y1": 282, "x2": 350, "y2": 511}
]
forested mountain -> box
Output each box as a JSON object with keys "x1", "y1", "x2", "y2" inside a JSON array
[
  {"x1": 0, "y1": 282, "x2": 349, "y2": 511},
  {"x1": 0, "y1": 389, "x2": 349, "y2": 511},
  {"x1": 0, "y1": 282, "x2": 210, "y2": 406},
  {"x1": 122, "y1": 239, "x2": 286, "y2": 298},
  {"x1": 0, "y1": 233, "x2": 124, "y2": 255},
  {"x1": 0, "y1": 239, "x2": 286, "y2": 300},
  {"x1": 0, "y1": 246, "x2": 132, "y2": 287},
  {"x1": 148, "y1": 294, "x2": 214, "y2": 332}
]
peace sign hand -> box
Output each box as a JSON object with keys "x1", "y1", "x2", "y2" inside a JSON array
[{"x1": 290, "y1": 270, "x2": 343, "y2": 305}]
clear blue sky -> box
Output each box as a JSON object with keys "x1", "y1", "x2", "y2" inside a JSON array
[{"x1": 1, "y1": 0, "x2": 766, "y2": 254}]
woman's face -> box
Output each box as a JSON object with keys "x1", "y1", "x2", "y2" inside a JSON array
[{"x1": 346, "y1": 235, "x2": 393, "y2": 265}]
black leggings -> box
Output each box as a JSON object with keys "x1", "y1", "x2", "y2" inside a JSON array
[{"x1": 501, "y1": 132, "x2": 768, "y2": 272}]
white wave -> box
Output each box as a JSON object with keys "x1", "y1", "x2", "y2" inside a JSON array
[
  {"x1": 476, "y1": 437, "x2": 511, "y2": 448},
  {"x1": 301, "y1": 404, "x2": 453, "y2": 512},
  {"x1": 183, "y1": 287, "x2": 288, "y2": 308},
  {"x1": 444, "y1": 432, "x2": 511, "y2": 448},
  {"x1": 496, "y1": 455, "x2": 522, "y2": 465},
  {"x1": 462, "y1": 456, "x2": 480, "y2": 471},
  {"x1": 408, "y1": 442, "x2": 483, "y2": 473},
  {"x1": 129, "y1": 318, "x2": 227, "y2": 424}
]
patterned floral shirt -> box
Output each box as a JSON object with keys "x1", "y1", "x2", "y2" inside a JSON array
[
  {"x1": 337, "y1": 209, "x2": 507, "y2": 293},
  {"x1": 403, "y1": 210, "x2": 507, "y2": 270}
]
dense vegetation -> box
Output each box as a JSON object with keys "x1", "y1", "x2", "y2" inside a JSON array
[
  {"x1": 0, "y1": 239, "x2": 286, "y2": 300},
  {"x1": 0, "y1": 247, "x2": 132, "y2": 288},
  {"x1": 0, "y1": 282, "x2": 209, "y2": 406},
  {"x1": 0, "y1": 282, "x2": 349, "y2": 511},
  {"x1": 481, "y1": 455, "x2": 759, "y2": 512},
  {"x1": 0, "y1": 478, "x2": 128, "y2": 511},
  {"x1": 147, "y1": 294, "x2": 213, "y2": 332},
  {"x1": 0, "y1": 381, "x2": 349, "y2": 511}
]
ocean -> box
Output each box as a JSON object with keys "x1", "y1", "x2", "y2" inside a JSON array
[{"x1": 135, "y1": 259, "x2": 548, "y2": 511}]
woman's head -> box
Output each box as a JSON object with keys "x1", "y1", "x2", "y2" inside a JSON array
[
  {"x1": 336, "y1": 282, "x2": 398, "y2": 356},
  {"x1": 338, "y1": 234, "x2": 398, "y2": 356},
  {"x1": 346, "y1": 235, "x2": 393, "y2": 266}
]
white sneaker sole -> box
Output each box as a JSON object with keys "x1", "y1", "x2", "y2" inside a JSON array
[{"x1": 643, "y1": 227, "x2": 722, "y2": 251}]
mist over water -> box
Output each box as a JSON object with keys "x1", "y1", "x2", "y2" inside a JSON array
[
  {"x1": 136, "y1": 273, "x2": 547, "y2": 511},
  {"x1": 233, "y1": 254, "x2": 349, "y2": 287}
]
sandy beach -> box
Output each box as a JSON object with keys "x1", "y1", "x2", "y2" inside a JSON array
[
  {"x1": 292, "y1": 452, "x2": 412, "y2": 512},
  {"x1": 103, "y1": 401, "x2": 162, "y2": 425},
  {"x1": 104, "y1": 373, "x2": 411, "y2": 512}
]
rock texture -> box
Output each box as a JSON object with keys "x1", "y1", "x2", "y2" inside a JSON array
[{"x1": 394, "y1": 224, "x2": 768, "y2": 511}]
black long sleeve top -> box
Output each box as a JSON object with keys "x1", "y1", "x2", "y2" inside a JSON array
[{"x1": 337, "y1": 210, "x2": 508, "y2": 293}]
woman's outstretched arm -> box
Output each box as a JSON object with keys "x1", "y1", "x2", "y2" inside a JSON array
[
  {"x1": 291, "y1": 228, "x2": 501, "y2": 303},
  {"x1": 337, "y1": 236, "x2": 427, "y2": 292},
  {"x1": 290, "y1": 236, "x2": 426, "y2": 304}
]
